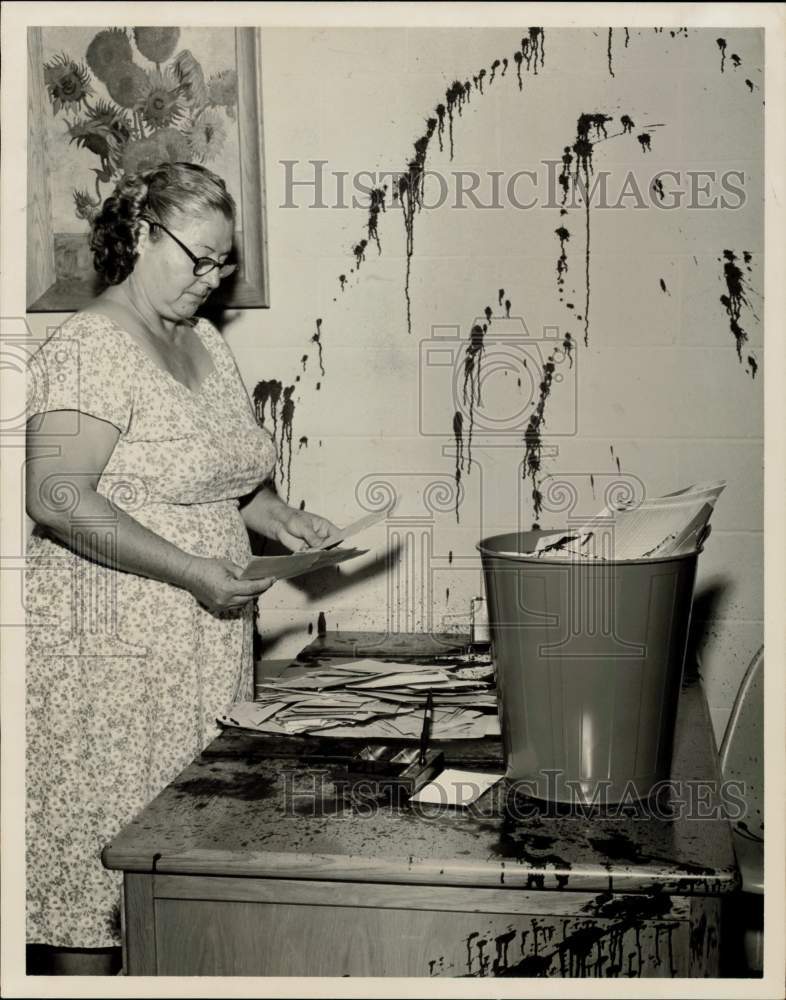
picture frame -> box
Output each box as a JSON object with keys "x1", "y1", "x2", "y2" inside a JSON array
[{"x1": 26, "y1": 25, "x2": 269, "y2": 312}]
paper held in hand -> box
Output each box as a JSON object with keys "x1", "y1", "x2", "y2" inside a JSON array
[
  {"x1": 313, "y1": 501, "x2": 398, "y2": 551},
  {"x1": 240, "y1": 547, "x2": 367, "y2": 581},
  {"x1": 239, "y1": 497, "x2": 397, "y2": 581}
]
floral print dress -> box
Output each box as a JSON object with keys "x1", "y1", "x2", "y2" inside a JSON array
[{"x1": 25, "y1": 313, "x2": 276, "y2": 948}]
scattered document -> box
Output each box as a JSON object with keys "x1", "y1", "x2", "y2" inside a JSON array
[
  {"x1": 410, "y1": 769, "x2": 505, "y2": 806},
  {"x1": 220, "y1": 656, "x2": 500, "y2": 739}
]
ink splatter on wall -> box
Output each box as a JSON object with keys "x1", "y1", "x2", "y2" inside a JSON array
[
  {"x1": 248, "y1": 26, "x2": 760, "y2": 546},
  {"x1": 716, "y1": 38, "x2": 727, "y2": 72},
  {"x1": 461, "y1": 324, "x2": 486, "y2": 470},
  {"x1": 720, "y1": 250, "x2": 759, "y2": 376},
  {"x1": 452, "y1": 410, "x2": 464, "y2": 521},
  {"x1": 333, "y1": 28, "x2": 546, "y2": 335},
  {"x1": 311, "y1": 319, "x2": 325, "y2": 376},
  {"x1": 253, "y1": 379, "x2": 297, "y2": 501},
  {"x1": 523, "y1": 353, "x2": 559, "y2": 520},
  {"x1": 554, "y1": 112, "x2": 665, "y2": 346}
]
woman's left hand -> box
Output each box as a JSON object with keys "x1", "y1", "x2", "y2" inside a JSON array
[{"x1": 271, "y1": 507, "x2": 339, "y2": 551}]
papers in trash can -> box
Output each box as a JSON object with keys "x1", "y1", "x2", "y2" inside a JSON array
[
  {"x1": 531, "y1": 480, "x2": 725, "y2": 561},
  {"x1": 240, "y1": 546, "x2": 367, "y2": 581}
]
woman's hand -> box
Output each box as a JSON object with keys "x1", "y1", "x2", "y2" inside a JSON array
[
  {"x1": 269, "y1": 507, "x2": 339, "y2": 551},
  {"x1": 183, "y1": 556, "x2": 276, "y2": 614},
  {"x1": 239, "y1": 485, "x2": 339, "y2": 550}
]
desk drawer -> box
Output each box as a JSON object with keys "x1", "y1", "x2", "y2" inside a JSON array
[{"x1": 125, "y1": 873, "x2": 719, "y2": 978}]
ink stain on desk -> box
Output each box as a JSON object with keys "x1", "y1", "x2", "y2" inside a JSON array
[{"x1": 175, "y1": 772, "x2": 275, "y2": 803}]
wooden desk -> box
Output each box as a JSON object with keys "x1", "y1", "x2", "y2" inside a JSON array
[{"x1": 104, "y1": 665, "x2": 738, "y2": 978}]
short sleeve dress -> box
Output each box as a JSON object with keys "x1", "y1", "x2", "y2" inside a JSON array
[{"x1": 25, "y1": 312, "x2": 276, "y2": 948}]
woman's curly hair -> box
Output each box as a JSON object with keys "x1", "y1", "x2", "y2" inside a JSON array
[{"x1": 90, "y1": 162, "x2": 236, "y2": 285}]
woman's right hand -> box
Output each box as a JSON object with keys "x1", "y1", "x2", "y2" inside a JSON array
[{"x1": 183, "y1": 556, "x2": 276, "y2": 613}]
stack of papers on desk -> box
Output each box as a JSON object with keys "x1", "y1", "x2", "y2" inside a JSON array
[
  {"x1": 528, "y1": 481, "x2": 725, "y2": 561},
  {"x1": 220, "y1": 658, "x2": 500, "y2": 739}
]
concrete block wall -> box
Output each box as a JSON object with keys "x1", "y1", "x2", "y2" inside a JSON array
[{"x1": 23, "y1": 26, "x2": 764, "y2": 744}]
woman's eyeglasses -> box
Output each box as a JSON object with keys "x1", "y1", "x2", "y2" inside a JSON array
[{"x1": 142, "y1": 217, "x2": 237, "y2": 279}]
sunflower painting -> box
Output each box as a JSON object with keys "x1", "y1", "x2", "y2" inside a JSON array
[
  {"x1": 28, "y1": 25, "x2": 267, "y2": 311},
  {"x1": 43, "y1": 26, "x2": 238, "y2": 222}
]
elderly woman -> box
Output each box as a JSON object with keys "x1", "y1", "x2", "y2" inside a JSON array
[{"x1": 25, "y1": 162, "x2": 335, "y2": 975}]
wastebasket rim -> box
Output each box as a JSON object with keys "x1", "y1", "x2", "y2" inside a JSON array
[{"x1": 476, "y1": 533, "x2": 704, "y2": 565}]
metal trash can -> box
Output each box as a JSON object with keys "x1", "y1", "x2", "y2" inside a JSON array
[{"x1": 478, "y1": 530, "x2": 701, "y2": 804}]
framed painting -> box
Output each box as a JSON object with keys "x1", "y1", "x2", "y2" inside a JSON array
[{"x1": 26, "y1": 25, "x2": 269, "y2": 312}]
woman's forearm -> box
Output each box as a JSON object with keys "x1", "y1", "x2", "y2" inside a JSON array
[
  {"x1": 30, "y1": 486, "x2": 198, "y2": 591},
  {"x1": 238, "y1": 482, "x2": 291, "y2": 539}
]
